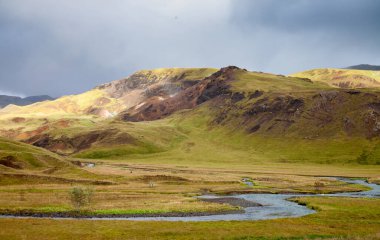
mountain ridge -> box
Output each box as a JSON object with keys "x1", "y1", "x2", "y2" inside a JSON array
[
  {"x1": 0, "y1": 95, "x2": 54, "y2": 108},
  {"x1": 346, "y1": 64, "x2": 380, "y2": 71}
]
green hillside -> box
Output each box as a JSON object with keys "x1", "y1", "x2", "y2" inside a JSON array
[{"x1": 0, "y1": 137, "x2": 69, "y2": 172}]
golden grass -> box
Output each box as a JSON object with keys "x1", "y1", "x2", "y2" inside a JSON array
[
  {"x1": 291, "y1": 68, "x2": 380, "y2": 88},
  {"x1": 232, "y1": 70, "x2": 330, "y2": 93}
]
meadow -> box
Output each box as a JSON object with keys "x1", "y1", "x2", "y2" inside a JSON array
[{"x1": 0, "y1": 196, "x2": 379, "y2": 240}]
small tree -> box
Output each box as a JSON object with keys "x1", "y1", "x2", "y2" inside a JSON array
[
  {"x1": 69, "y1": 186, "x2": 94, "y2": 210},
  {"x1": 314, "y1": 181, "x2": 325, "y2": 193}
]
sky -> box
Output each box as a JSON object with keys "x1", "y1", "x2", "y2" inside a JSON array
[{"x1": 0, "y1": 0, "x2": 379, "y2": 97}]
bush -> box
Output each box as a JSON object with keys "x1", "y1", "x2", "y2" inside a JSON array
[
  {"x1": 69, "y1": 186, "x2": 94, "y2": 210},
  {"x1": 356, "y1": 150, "x2": 370, "y2": 165},
  {"x1": 314, "y1": 181, "x2": 325, "y2": 192}
]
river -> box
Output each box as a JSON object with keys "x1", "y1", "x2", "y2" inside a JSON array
[{"x1": 1, "y1": 178, "x2": 379, "y2": 222}]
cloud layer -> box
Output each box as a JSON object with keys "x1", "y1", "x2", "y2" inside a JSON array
[{"x1": 0, "y1": 0, "x2": 379, "y2": 96}]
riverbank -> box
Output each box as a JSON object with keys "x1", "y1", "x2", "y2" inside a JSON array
[
  {"x1": 0, "y1": 209, "x2": 244, "y2": 219},
  {"x1": 0, "y1": 178, "x2": 378, "y2": 221}
]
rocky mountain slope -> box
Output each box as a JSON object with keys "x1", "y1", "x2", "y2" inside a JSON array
[
  {"x1": 1, "y1": 66, "x2": 380, "y2": 165},
  {"x1": 0, "y1": 68, "x2": 217, "y2": 118},
  {"x1": 0, "y1": 95, "x2": 53, "y2": 108},
  {"x1": 118, "y1": 67, "x2": 380, "y2": 140}
]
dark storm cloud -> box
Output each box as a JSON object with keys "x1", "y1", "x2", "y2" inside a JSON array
[
  {"x1": 0, "y1": 0, "x2": 379, "y2": 97},
  {"x1": 228, "y1": 0, "x2": 380, "y2": 73}
]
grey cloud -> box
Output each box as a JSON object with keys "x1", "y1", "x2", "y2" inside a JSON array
[
  {"x1": 0, "y1": 0, "x2": 379, "y2": 97},
  {"x1": 232, "y1": 1, "x2": 380, "y2": 31}
]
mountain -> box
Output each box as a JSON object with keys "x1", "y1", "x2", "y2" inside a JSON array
[
  {"x1": 290, "y1": 68, "x2": 380, "y2": 88},
  {"x1": 0, "y1": 95, "x2": 54, "y2": 108},
  {"x1": 0, "y1": 66, "x2": 380, "y2": 165},
  {"x1": 346, "y1": 64, "x2": 380, "y2": 71},
  {"x1": 118, "y1": 66, "x2": 327, "y2": 122},
  {"x1": 0, "y1": 68, "x2": 217, "y2": 118}
]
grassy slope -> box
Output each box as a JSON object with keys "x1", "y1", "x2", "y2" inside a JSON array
[
  {"x1": 0, "y1": 138, "x2": 69, "y2": 171},
  {"x1": 132, "y1": 68, "x2": 218, "y2": 81},
  {"x1": 291, "y1": 68, "x2": 380, "y2": 88},
  {"x1": 67, "y1": 103, "x2": 380, "y2": 178},
  {"x1": 232, "y1": 70, "x2": 330, "y2": 92},
  {"x1": 0, "y1": 137, "x2": 112, "y2": 185}
]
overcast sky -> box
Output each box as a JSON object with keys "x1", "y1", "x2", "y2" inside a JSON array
[{"x1": 1, "y1": 0, "x2": 379, "y2": 97}]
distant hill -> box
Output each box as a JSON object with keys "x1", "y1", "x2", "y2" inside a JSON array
[
  {"x1": 291, "y1": 68, "x2": 380, "y2": 88},
  {"x1": 0, "y1": 95, "x2": 54, "y2": 108},
  {"x1": 346, "y1": 64, "x2": 380, "y2": 71}
]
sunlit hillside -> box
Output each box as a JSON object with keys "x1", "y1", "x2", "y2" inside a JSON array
[
  {"x1": 0, "y1": 68, "x2": 217, "y2": 119},
  {"x1": 291, "y1": 68, "x2": 380, "y2": 88}
]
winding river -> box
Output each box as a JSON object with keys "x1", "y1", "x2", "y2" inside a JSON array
[
  {"x1": 1, "y1": 178, "x2": 379, "y2": 221},
  {"x1": 122, "y1": 178, "x2": 380, "y2": 221}
]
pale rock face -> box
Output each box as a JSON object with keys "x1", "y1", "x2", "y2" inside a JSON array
[
  {"x1": 135, "y1": 102, "x2": 146, "y2": 110},
  {"x1": 99, "y1": 109, "x2": 115, "y2": 118}
]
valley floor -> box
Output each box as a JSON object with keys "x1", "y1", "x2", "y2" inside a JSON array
[{"x1": 0, "y1": 161, "x2": 379, "y2": 239}]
